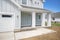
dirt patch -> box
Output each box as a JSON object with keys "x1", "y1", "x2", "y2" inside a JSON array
[{"x1": 21, "y1": 27, "x2": 60, "y2": 40}]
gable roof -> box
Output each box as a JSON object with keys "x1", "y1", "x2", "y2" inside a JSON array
[
  {"x1": 10, "y1": 0, "x2": 22, "y2": 9},
  {"x1": 10, "y1": 0, "x2": 53, "y2": 13}
]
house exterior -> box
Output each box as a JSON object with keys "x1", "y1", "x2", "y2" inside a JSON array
[
  {"x1": 0, "y1": 0, "x2": 52, "y2": 32},
  {"x1": 52, "y1": 12, "x2": 60, "y2": 22}
]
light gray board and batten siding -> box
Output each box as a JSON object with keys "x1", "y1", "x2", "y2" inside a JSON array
[{"x1": 0, "y1": 0, "x2": 20, "y2": 32}]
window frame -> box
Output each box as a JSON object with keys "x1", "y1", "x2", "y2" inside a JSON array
[
  {"x1": 38, "y1": 15, "x2": 41, "y2": 19},
  {"x1": 22, "y1": 0, "x2": 27, "y2": 5},
  {"x1": 34, "y1": 0, "x2": 40, "y2": 5}
]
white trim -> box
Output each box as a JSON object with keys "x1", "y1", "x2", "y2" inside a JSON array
[
  {"x1": 47, "y1": 13, "x2": 51, "y2": 26},
  {"x1": 41, "y1": 13, "x2": 46, "y2": 27},
  {"x1": 27, "y1": 0, "x2": 28, "y2": 5},
  {"x1": 32, "y1": 12, "x2": 36, "y2": 27},
  {"x1": 10, "y1": 0, "x2": 22, "y2": 9},
  {"x1": 19, "y1": 11, "x2": 21, "y2": 29}
]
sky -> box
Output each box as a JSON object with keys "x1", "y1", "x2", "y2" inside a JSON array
[{"x1": 44, "y1": 0, "x2": 60, "y2": 12}]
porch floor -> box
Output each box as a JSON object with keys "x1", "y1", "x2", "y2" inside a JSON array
[
  {"x1": 15, "y1": 28, "x2": 56, "y2": 40},
  {"x1": 14, "y1": 26, "x2": 48, "y2": 32}
]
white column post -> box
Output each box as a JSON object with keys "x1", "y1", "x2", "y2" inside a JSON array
[
  {"x1": 27, "y1": 0, "x2": 28, "y2": 5},
  {"x1": 47, "y1": 13, "x2": 51, "y2": 26},
  {"x1": 41, "y1": 13, "x2": 46, "y2": 27},
  {"x1": 19, "y1": 10, "x2": 21, "y2": 30},
  {"x1": 32, "y1": 12, "x2": 36, "y2": 27}
]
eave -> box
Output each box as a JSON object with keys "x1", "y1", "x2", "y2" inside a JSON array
[
  {"x1": 10, "y1": 0, "x2": 53, "y2": 13},
  {"x1": 21, "y1": 5, "x2": 53, "y2": 13}
]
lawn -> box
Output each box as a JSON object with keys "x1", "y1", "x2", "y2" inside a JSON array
[{"x1": 52, "y1": 22, "x2": 60, "y2": 26}]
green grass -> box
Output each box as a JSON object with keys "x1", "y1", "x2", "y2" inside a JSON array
[{"x1": 52, "y1": 22, "x2": 60, "y2": 26}]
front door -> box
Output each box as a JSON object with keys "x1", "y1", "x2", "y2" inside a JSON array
[{"x1": 36, "y1": 13, "x2": 41, "y2": 26}]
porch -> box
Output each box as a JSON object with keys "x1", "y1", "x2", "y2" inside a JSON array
[{"x1": 15, "y1": 11, "x2": 51, "y2": 30}]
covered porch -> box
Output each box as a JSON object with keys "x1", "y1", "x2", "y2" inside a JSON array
[
  {"x1": 14, "y1": 10, "x2": 54, "y2": 40},
  {"x1": 21, "y1": 11, "x2": 51, "y2": 28},
  {"x1": 15, "y1": 5, "x2": 52, "y2": 30},
  {"x1": 16, "y1": 12, "x2": 52, "y2": 30}
]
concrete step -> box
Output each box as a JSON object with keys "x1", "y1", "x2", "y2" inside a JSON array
[{"x1": 14, "y1": 27, "x2": 36, "y2": 33}]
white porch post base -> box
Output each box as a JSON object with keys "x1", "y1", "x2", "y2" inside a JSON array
[
  {"x1": 41, "y1": 13, "x2": 46, "y2": 27},
  {"x1": 47, "y1": 13, "x2": 51, "y2": 26},
  {"x1": 32, "y1": 12, "x2": 36, "y2": 27}
]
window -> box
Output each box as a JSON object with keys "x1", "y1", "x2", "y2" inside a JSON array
[
  {"x1": 38, "y1": 2, "x2": 39, "y2": 5},
  {"x1": 2, "y1": 15, "x2": 12, "y2": 18},
  {"x1": 30, "y1": 0, "x2": 33, "y2": 4},
  {"x1": 35, "y1": 1, "x2": 39, "y2": 5},
  {"x1": 22, "y1": 0, "x2": 27, "y2": 4},
  {"x1": 39, "y1": 15, "x2": 41, "y2": 19},
  {"x1": 35, "y1": 1, "x2": 37, "y2": 4}
]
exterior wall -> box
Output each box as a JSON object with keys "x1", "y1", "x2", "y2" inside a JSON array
[
  {"x1": 17, "y1": 0, "x2": 43, "y2": 8},
  {"x1": 0, "y1": 0, "x2": 18, "y2": 13},
  {"x1": 33, "y1": 0, "x2": 43, "y2": 8},
  {"x1": 0, "y1": 0, "x2": 20, "y2": 32},
  {"x1": 0, "y1": 13, "x2": 15, "y2": 32}
]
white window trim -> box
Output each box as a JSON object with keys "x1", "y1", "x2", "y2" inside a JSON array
[{"x1": 21, "y1": 0, "x2": 28, "y2": 5}]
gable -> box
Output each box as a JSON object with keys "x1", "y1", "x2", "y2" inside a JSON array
[{"x1": 0, "y1": 0, "x2": 19, "y2": 13}]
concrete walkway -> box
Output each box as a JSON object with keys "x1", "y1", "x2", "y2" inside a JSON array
[
  {"x1": 15, "y1": 28, "x2": 56, "y2": 40},
  {"x1": 0, "y1": 32, "x2": 14, "y2": 40}
]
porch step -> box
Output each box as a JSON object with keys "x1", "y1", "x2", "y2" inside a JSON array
[
  {"x1": 15, "y1": 28, "x2": 56, "y2": 40},
  {"x1": 14, "y1": 27, "x2": 36, "y2": 33}
]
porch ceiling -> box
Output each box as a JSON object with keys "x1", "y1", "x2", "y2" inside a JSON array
[{"x1": 21, "y1": 5, "x2": 53, "y2": 13}]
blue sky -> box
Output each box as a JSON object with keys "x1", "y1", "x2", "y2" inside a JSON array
[{"x1": 44, "y1": 0, "x2": 60, "y2": 12}]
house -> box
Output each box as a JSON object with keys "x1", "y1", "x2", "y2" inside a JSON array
[
  {"x1": 52, "y1": 12, "x2": 60, "y2": 22},
  {"x1": 0, "y1": 0, "x2": 53, "y2": 32},
  {"x1": 0, "y1": 0, "x2": 56, "y2": 40}
]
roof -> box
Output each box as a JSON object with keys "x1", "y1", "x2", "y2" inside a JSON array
[
  {"x1": 21, "y1": 5, "x2": 53, "y2": 13},
  {"x1": 10, "y1": 0, "x2": 53, "y2": 13}
]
